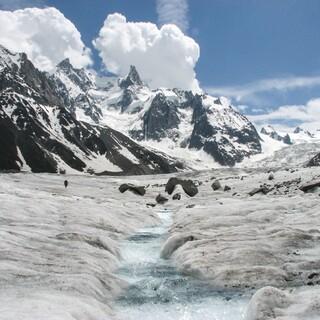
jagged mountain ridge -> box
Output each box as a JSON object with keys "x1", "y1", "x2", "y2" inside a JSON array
[
  {"x1": 0, "y1": 45, "x2": 265, "y2": 173},
  {"x1": 260, "y1": 125, "x2": 320, "y2": 145},
  {"x1": 55, "y1": 62, "x2": 262, "y2": 167},
  {"x1": 0, "y1": 45, "x2": 181, "y2": 174},
  {"x1": 260, "y1": 125, "x2": 292, "y2": 145}
]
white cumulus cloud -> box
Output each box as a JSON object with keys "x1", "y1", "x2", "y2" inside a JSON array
[
  {"x1": 93, "y1": 13, "x2": 200, "y2": 91},
  {"x1": 0, "y1": 7, "x2": 92, "y2": 72},
  {"x1": 156, "y1": 0, "x2": 189, "y2": 32},
  {"x1": 249, "y1": 98, "x2": 320, "y2": 131},
  {"x1": 206, "y1": 76, "x2": 320, "y2": 103}
]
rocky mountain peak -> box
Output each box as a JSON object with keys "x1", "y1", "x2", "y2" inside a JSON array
[
  {"x1": 0, "y1": 44, "x2": 11, "y2": 61},
  {"x1": 260, "y1": 125, "x2": 275, "y2": 135},
  {"x1": 0, "y1": 46, "x2": 64, "y2": 107},
  {"x1": 293, "y1": 126, "x2": 303, "y2": 134},
  {"x1": 293, "y1": 126, "x2": 314, "y2": 138},
  {"x1": 119, "y1": 65, "x2": 143, "y2": 89},
  {"x1": 0, "y1": 45, "x2": 23, "y2": 72},
  {"x1": 283, "y1": 134, "x2": 292, "y2": 145},
  {"x1": 0, "y1": 45, "x2": 181, "y2": 175},
  {"x1": 56, "y1": 58, "x2": 73, "y2": 71},
  {"x1": 1, "y1": 44, "x2": 267, "y2": 170},
  {"x1": 261, "y1": 126, "x2": 292, "y2": 145},
  {"x1": 54, "y1": 58, "x2": 95, "y2": 97}
]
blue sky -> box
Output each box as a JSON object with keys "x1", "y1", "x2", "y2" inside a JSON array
[{"x1": 0, "y1": 0, "x2": 319, "y2": 129}]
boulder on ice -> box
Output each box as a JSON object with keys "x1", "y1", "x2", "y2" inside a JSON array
[
  {"x1": 119, "y1": 183, "x2": 146, "y2": 196},
  {"x1": 165, "y1": 177, "x2": 199, "y2": 197}
]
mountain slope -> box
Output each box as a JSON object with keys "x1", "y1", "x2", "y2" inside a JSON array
[
  {"x1": 56, "y1": 63, "x2": 262, "y2": 167},
  {"x1": 1, "y1": 45, "x2": 264, "y2": 172},
  {"x1": 0, "y1": 45, "x2": 181, "y2": 174}
]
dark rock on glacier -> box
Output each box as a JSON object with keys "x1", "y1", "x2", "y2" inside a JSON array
[
  {"x1": 172, "y1": 193, "x2": 182, "y2": 200},
  {"x1": 299, "y1": 179, "x2": 320, "y2": 193},
  {"x1": 156, "y1": 194, "x2": 169, "y2": 204},
  {"x1": 249, "y1": 186, "x2": 270, "y2": 196},
  {"x1": 165, "y1": 177, "x2": 198, "y2": 197},
  {"x1": 306, "y1": 153, "x2": 320, "y2": 167},
  {"x1": 211, "y1": 180, "x2": 222, "y2": 191},
  {"x1": 119, "y1": 183, "x2": 146, "y2": 196},
  {"x1": 146, "y1": 203, "x2": 156, "y2": 208},
  {"x1": 268, "y1": 172, "x2": 275, "y2": 181}
]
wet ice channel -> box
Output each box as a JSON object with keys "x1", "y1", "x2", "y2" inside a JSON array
[{"x1": 115, "y1": 208, "x2": 249, "y2": 320}]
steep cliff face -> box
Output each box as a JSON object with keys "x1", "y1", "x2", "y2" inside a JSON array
[
  {"x1": 55, "y1": 63, "x2": 262, "y2": 167},
  {"x1": 188, "y1": 95, "x2": 261, "y2": 166},
  {"x1": 0, "y1": 45, "x2": 180, "y2": 174}
]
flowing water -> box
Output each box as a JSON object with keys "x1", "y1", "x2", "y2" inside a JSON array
[{"x1": 115, "y1": 208, "x2": 249, "y2": 320}]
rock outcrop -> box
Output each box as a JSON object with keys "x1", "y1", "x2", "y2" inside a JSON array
[
  {"x1": 119, "y1": 184, "x2": 146, "y2": 196},
  {"x1": 260, "y1": 126, "x2": 292, "y2": 145},
  {"x1": 0, "y1": 45, "x2": 180, "y2": 174},
  {"x1": 306, "y1": 152, "x2": 320, "y2": 167}
]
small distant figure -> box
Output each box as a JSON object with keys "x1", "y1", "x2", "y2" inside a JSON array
[{"x1": 64, "y1": 180, "x2": 69, "y2": 188}]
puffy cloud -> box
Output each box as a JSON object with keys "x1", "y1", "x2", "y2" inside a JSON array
[
  {"x1": 0, "y1": 7, "x2": 92, "y2": 71},
  {"x1": 249, "y1": 98, "x2": 320, "y2": 131},
  {"x1": 156, "y1": 0, "x2": 189, "y2": 32},
  {"x1": 93, "y1": 13, "x2": 200, "y2": 91},
  {"x1": 206, "y1": 76, "x2": 320, "y2": 103}
]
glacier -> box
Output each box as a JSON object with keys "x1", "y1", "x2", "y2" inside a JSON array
[{"x1": 1, "y1": 164, "x2": 320, "y2": 319}]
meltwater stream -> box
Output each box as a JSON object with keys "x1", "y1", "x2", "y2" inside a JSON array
[{"x1": 114, "y1": 208, "x2": 249, "y2": 320}]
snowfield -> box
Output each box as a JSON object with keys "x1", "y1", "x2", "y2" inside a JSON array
[
  {"x1": 1, "y1": 166, "x2": 320, "y2": 319},
  {"x1": 0, "y1": 173, "x2": 159, "y2": 320},
  {"x1": 164, "y1": 167, "x2": 320, "y2": 319}
]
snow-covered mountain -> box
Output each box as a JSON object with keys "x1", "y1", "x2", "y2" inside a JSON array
[
  {"x1": 0, "y1": 45, "x2": 269, "y2": 173},
  {"x1": 0, "y1": 45, "x2": 181, "y2": 174},
  {"x1": 260, "y1": 125, "x2": 320, "y2": 145},
  {"x1": 260, "y1": 125, "x2": 292, "y2": 145},
  {"x1": 291, "y1": 126, "x2": 320, "y2": 143},
  {"x1": 244, "y1": 125, "x2": 320, "y2": 168},
  {"x1": 3, "y1": 45, "x2": 320, "y2": 173},
  {"x1": 54, "y1": 61, "x2": 262, "y2": 168}
]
